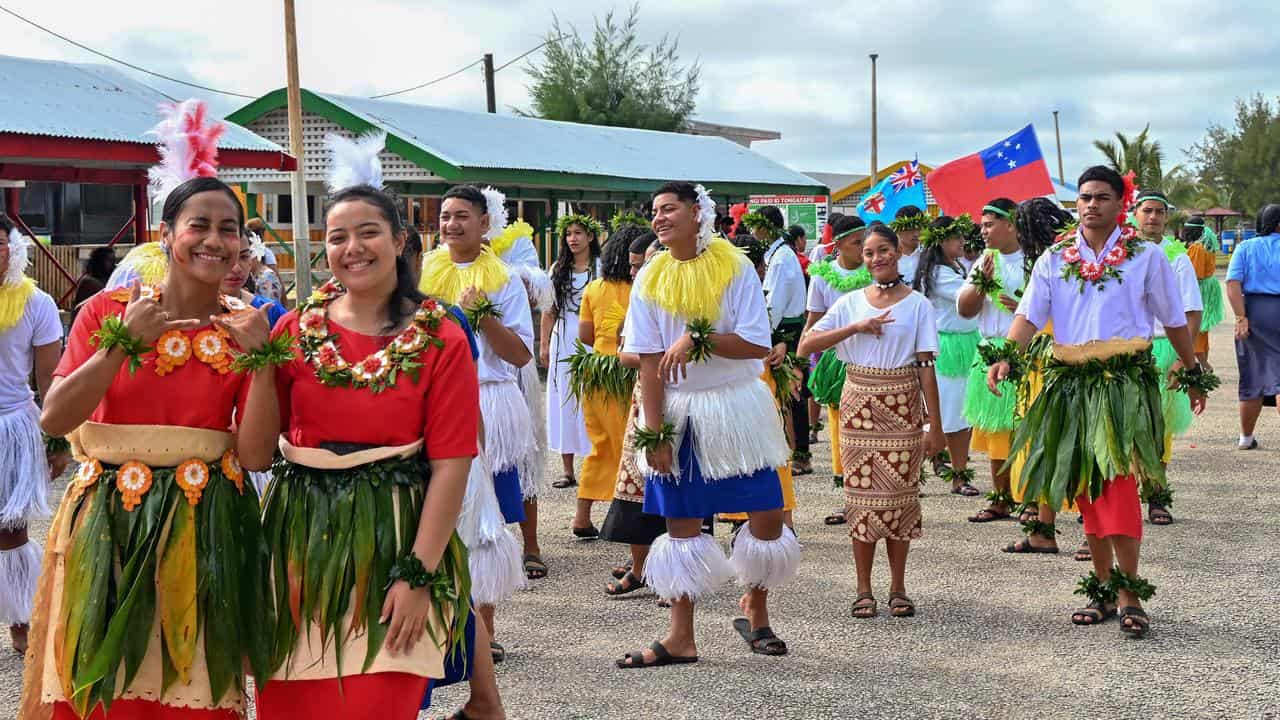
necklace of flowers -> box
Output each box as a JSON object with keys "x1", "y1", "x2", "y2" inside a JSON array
[
  {"x1": 297, "y1": 280, "x2": 449, "y2": 393},
  {"x1": 107, "y1": 285, "x2": 250, "y2": 376},
  {"x1": 1052, "y1": 226, "x2": 1145, "y2": 293},
  {"x1": 809, "y1": 259, "x2": 872, "y2": 293}
]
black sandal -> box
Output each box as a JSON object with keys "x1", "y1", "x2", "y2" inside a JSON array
[
  {"x1": 616, "y1": 641, "x2": 698, "y2": 669},
  {"x1": 523, "y1": 554, "x2": 548, "y2": 579},
  {"x1": 1017, "y1": 505, "x2": 1039, "y2": 523},
  {"x1": 490, "y1": 641, "x2": 506, "y2": 663},
  {"x1": 950, "y1": 482, "x2": 981, "y2": 497},
  {"x1": 968, "y1": 506, "x2": 1012, "y2": 523},
  {"x1": 824, "y1": 510, "x2": 847, "y2": 525},
  {"x1": 1148, "y1": 503, "x2": 1173, "y2": 525},
  {"x1": 732, "y1": 618, "x2": 788, "y2": 656},
  {"x1": 1071, "y1": 599, "x2": 1116, "y2": 626},
  {"x1": 1002, "y1": 538, "x2": 1059, "y2": 554},
  {"x1": 572, "y1": 524, "x2": 600, "y2": 539},
  {"x1": 850, "y1": 592, "x2": 877, "y2": 619},
  {"x1": 606, "y1": 571, "x2": 647, "y2": 596},
  {"x1": 1073, "y1": 542, "x2": 1092, "y2": 562},
  {"x1": 611, "y1": 559, "x2": 632, "y2": 580},
  {"x1": 1118, "y1": 606, "x2": 1151, "y2": 638},
  {"x1": 551, "y1": 475, "x2": 577, "y2": 489}
]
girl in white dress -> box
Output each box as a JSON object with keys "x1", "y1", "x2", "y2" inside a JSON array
[{"x1": 543, "y1": 215, "x2": 600, "y2": 495}]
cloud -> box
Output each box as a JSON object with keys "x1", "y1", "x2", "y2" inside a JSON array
[{"x1": 1, "y1": 0, "x2": 1275, "y2": 183}]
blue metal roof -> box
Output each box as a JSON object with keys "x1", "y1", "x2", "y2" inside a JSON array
[
  {"x1": 315, "y1": 92, "x2": 822, "y2": 189},
  {"x1": 0, "y1": 54, "x2": 283, "y2": 152}
]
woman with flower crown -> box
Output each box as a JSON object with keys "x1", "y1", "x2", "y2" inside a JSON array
[
  {"x1": 254, "y1": 133, "x2": 492, "y2": 719},
  {"x1": 19, "y1": 101, "x2": 280, "y2": 720}
]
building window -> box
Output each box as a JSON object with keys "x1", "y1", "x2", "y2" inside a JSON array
[{"x1": 276, "y1": 194, "x2": 316, "y2": 224}]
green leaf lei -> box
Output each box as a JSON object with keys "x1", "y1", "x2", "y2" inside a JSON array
[
  {"x1": 610, "y1": 209, "x2": 650, "y2": 231},
  {"x1": 90, "y1": 314, "x2": 152, "y2": 374},
  {"x1": 563, "y1": 339, "x2": 636, "y2": 405},
  {"x1": 1171, "y1": 364, "x2": 1221, "y2": 395},
  {"x1": 686, "y1": 318, "x2": 715, "y2": 363},
  {"x1": 968, "y1": 249, "x2": 1024, "y2": 304},
  {"x1": 633, "y1": 422, "x2": 676, "y2": 452},
  {"x1": 739, "y1": 211, "x2": 781, "y2": 237},
  {"x1": 230, "y1": 331, "x2": 297, "y2": 373},
  {"x1": 44, "y1": 433, "x2": 70, "y2": 456},
  {"x1": 464, "y1": 295, "x2": 504, "y2": 328},
  {"x1": 556, "y1": 213, "x2": 605, "y2": 240},
  {"x1": 808, "y1": 260, "x2": 872, "y2": 293}
]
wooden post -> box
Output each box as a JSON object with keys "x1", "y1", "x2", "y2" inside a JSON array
[
  {"x1": 284, "y1": 0, "x2": 311, "y2": 298},
  {"x1": 869, "y1": 54, "x2": 879, "y2": 185},
  {"x1": 132, "y1": 183, "x2": 148, "y2": 243},
  {"x1": 483, "y1": 53, "x2": 496, "y2": 113}
]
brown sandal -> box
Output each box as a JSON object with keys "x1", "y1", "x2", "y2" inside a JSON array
[
  {"x1": 851, "y1": 592, "x2": 877, "y2": 619},
  {"x1": 888, "y1": 592, "x2": 915, "y2": 618}
]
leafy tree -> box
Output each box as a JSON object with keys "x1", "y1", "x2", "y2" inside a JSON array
[
  {"x1": 1093, "y1": 124, "x2": 1172, "y2": 190},
  {"x1": 1189, "y1": 94, "x2": 1280, "y2": 216},
  {"x1": 523, "y1": 4, "x2": 700, "y2": 132}
]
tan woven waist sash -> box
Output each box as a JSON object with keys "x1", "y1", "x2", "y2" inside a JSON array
[
  {"x1": 279, "y1": 437, "x2": 423, "y2": 470},
  {"x1": 1052, "y1": 337, "x2": 1152, "y2": 365},
  {"x1": 69, "y1": 421, "x2": 233, "y2": 466}
]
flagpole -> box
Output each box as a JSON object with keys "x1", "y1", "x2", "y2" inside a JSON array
[
  {"x1": 284, "y1": 0, "x2": 311, "y2": 300},
  {"x1": 1053, "y1": 110, "x2": 1065, "y2": 184},
  {"x1": 869, "y1": 54, "x2": 879, "y2": 185}
]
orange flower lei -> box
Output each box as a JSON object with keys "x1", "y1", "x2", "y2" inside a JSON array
[
  {"x1": 297, "y1": 280, "x2": 449, "y2": 393},
  {"x1": 106, "y1": 285, "x2": 249, "y2": 375},
  {"x1": 175, "y1": 459, "x2": 211, "y2": 505},
  {"x1": 115, "y1": 461, "x2": 153, "y2": 511}
]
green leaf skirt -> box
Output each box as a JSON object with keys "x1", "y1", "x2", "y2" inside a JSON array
[
  {"x1": 1151, "y1": 337, "x2": 1194, "y2": 436},
  {"x1": 808, "y1": 349, "x2": 845, "y2": 407},
  {"x1": 1004, "y1": 349, "x2": 1168, "y2": 511},
  {"x1": 963, "y1": 337, "x2": 1019, "y2": 432},
  {"x1": 261, "y1": 455, "x2": 470, "y2": 679}
]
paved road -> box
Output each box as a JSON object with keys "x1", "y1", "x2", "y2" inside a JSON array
[{"x1": 4, "y1": 315, "x2": 1276, "y2": 720}]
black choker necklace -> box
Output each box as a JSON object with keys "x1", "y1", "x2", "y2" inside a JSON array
[{"x1": 873, "y1": 275, "x2": 903, "y2": 290}]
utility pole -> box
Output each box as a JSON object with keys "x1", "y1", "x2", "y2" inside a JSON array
[
  {"x1": 284, "y1": 0, "x2": 311, "y2": 299},
  {"x1": 869, "y1": 54, "x2": 879, "y2": 184},
  {"x1": 483, "y1": 53, "x2": 496, "y2": 113},
  {"x1": 1053, "y1": 110, "x2": 1065, "y2": 184}
]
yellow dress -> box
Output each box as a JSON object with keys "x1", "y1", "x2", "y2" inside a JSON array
[{"x1": 576, "y1": 279, "x2": 633, "y2": 502}]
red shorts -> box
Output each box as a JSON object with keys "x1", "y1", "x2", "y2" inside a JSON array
[
  {"x1": 1076, "y1": 475, "x2": 1143, "y2": 540},
  {"x1": 256, "y1": 672, "x2": 429, "y2": 720},
  {"x1": 54, "y1": 700, "x2": 238, "y2": 720}
]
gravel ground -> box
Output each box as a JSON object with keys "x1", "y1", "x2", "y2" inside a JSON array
[{"x1": 4, "y1": 309, "x2": 1277, "y2": 719}]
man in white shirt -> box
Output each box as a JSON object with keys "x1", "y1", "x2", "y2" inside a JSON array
[
  {"x1": 0, "y1": 225, "x2": 65, "y2": 652},
  {"x1": 890, "y1": 205, "x2": 928, "y2": 286},
  {"x1": 754, "y1": 206, "x2": 812, "y2": 473},
  {"x1": 988, "y1": 166, "x2": 1215, "y2": 639}
]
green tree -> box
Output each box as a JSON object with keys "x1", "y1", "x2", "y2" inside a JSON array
[
  {"x1": 1190, "y1": 94, "x2": 1280, "y2": 216},
  {"x1": 523, "y1": 4, "x2": 700, "y2": 132},
  {"x1": 1093, "y1": 124, "x2": 1171, "y2": 190}
]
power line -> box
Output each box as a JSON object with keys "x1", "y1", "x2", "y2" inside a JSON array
[
  {"x1": 369, "y1": 58, "x2": 484, "y2": 99},
  {"x1": 0, "y1": 4, "x2": 256, "y2": 99},
  {"x1": 494, "y1": 35, "x2": 567, "y2": 73}
]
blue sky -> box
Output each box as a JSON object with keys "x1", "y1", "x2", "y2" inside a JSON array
[{"x1": 5, "y1": 0, "x2": 1276, "y2": 184}]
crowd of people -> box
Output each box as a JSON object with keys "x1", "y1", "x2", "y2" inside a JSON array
[{"x1": 0, "y1": 99, "x2": 1276, "y2": 720}]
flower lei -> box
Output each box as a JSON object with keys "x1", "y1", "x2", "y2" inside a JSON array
[
  {"x1": 99, "y1": 286, "x2": 248, "y2": 375},
  {"x1": 297, "y1": 280, "x2": 448, "y2": 393},
  {"x1": 1052, "y1": 226, "x2": 1145, "y2": 293},
  {"x1": 808, "y1": 259, "x2": 872, "y2": 293}
]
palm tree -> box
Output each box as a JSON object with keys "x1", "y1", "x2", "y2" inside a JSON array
[{"x1": 1093, "y1": 125, "x2": 1167, "y2": 189}]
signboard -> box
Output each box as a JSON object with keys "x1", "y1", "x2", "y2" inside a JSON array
[{"x1": 748, "y1": 194, "x2": 829, "y2": 243}]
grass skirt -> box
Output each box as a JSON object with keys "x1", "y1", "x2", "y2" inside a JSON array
[
  {"x1": 936, "y1": 330, "x2": 981, "y2": 378},
  {"x1": 807, "y1": 349, "x2": 845, "y2": 407},
  {"x1": 1199, "y1": 276, "x2": 1224, "y2": 330},
  {"x1": 1006, "y1": 350, "x2": 1166, "y2": 510},
  {"x1": 963, "y1": 339, "x2": 1019, "y2": 432},
  {"x1": 0, "y1": 402, "x2": 51, "y2": 529},
  {"x1": 1151, "y1": 337, "x2": 1194, "y2": 436}
]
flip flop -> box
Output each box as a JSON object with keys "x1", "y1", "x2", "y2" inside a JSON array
[
  {"x1": 824, "y1": 510, "x2": 847, "y2": 525},
  {"x1": 616, "y1": 641, "x2": 698, "y2": 669},
  {"x1": 732, "y1": 618, "x2": 788, "y2": 656},
  {"x1": 573, "y1": 524, "x2": 600, "y2": 540},
  {"x1": 1002, "y1": 538, "x2": 1059, "y2": 554}
]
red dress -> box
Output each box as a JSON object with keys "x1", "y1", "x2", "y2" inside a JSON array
[
  {"x1": 44, "y1": 290, "x2": 252, "y2": 720},
  {"x1": 256, "y1": 309, "x2": 478, "y2": 720}
]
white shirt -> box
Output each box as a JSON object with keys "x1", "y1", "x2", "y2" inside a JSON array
[
  {"x1": 808, "y1": 243, "x2": 834, "y2": 264},
  {"x1": 806, "y1": 260, "x2": 863, "y2": 314},
  {"x1": 1153, "y1": 239, "x2": 1204, "y2": 338},
  {"x1": 812, "y1": 289, "x2": 938, "y2": 369},
  {"x1": 0, "y1": 288, "x2": 62, "y2": 414},
  {"x1": 762, "y1": 239, "x2": 807, "y2": 328},
  {"x1": 1017, "y1": 226, "x2": 1185, "y2": 345},
  {"x1": 898, "y1": 247, "x2": 921, "y2": 287},
  {"x1": 623, "y1": 260, "x2": 770, "y2": 392},
  {"x1": 928, "y1": 265, "x2": 980, "y2": 334},
  {"x1": 961, "y1": 249, "x2": 1026, "y2": 339},
  {"x1": 262, "y1": 247, "x2": 277, "y2": 265},
  {"x1": 498, "y1": 234, "x2": 540, "y2": 271},
  {"x1": 468, "y1": 270, "x2": 533, "y2": 384}
]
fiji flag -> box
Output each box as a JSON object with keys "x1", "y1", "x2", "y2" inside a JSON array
[
  {"x1": 925, "y1": 125, "x2": 1057, "y2": 218},
  {"x1": 856, "y1": 160, "x2": 927, "y2": 223}
]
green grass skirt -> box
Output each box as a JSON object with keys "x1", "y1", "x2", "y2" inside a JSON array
[
  {"x1": 56, "y1": 462, "x2": 270, "y2": 715},
  {"x1": 937, "y1": 330, "x2": 981, "y2": 378},
  {"x1": 807, "y1": 349, "x2": 845, "y2": 406},
  {"x1": 963, "y1": 338, "x2": 1019, "y2": 432},
  {"x1": 1005, "y1": 350, "x2": 1167, "y2": 509},
  {"x1": 262, "y1": 455, "x2": 470, "y2": 677},
  {"x1": 1199, "y1": 276, "x2": 1225, "y2": 330},
  {"x1": 1151, "y1": 337, "x2": 1194, "y2": 436}
]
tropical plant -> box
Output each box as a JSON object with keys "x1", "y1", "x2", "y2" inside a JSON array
[
  {"x1": 522, "y1": 4, "x2": 700, "y2": 132},
  {"x1": 1189, "y1": 94, "x2": 1280, "y2": 217},
  {"x1": 1093, "y1": 125, "x2": 1172, "y2": 190}
]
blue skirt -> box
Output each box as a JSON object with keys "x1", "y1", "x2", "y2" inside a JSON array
[
  {"x1": 421, "y1": 605, "x2": 477, "y2": 708},
  {"x1": 642, "y1": 426, "x2": 783, "y2": 519},
  {"x1": 494, "y1": 467, "x2": 525, "y2": 523}
]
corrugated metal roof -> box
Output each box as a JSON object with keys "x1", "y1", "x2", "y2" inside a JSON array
[
  {"x1": 0, "y1": 54, "x2": 283, "y2": 152},
  {"x1": 316, "y1": 92, "x2": 821, "y2": 188}
]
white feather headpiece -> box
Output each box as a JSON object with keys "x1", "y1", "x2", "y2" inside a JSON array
[
  {"x1": 246, "y1": 231, "x2": 267, "y2": 261},
  {"x1": 325, "y1": 131, "x2": 387, "y2": 193},
  {"x1": 481, "y1": 186, "x2": 509, "y2": 241},
  {"x1": 694, "y1": 184, "x2": 716, "y2": 253},
  {"x1": 147, "y1": 99, "x2": 225, "y2": 207},
  {"x1": 3, "y1": 227, "x2": 30, "y2": 286}
]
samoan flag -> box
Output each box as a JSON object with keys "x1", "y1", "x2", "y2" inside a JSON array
[
  {"x1": 925, "y1": 125, "x2": 1057, "y2": 218},
  {"x1": 856, "y1": 160, "x2": 927, "y2": 224}
]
